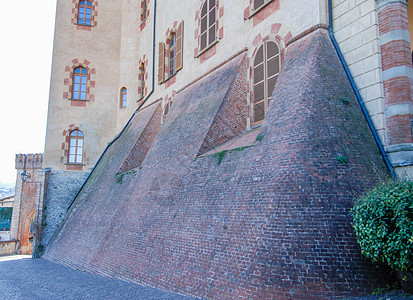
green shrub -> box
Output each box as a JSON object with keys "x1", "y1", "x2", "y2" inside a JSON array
[{"x1": 351, "y1": 181, "x2": 413, "y2": 272}]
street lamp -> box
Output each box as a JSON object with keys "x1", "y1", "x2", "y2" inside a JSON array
[{"x1": 20, "y1": 155, "x2": 31, "y2": 182}]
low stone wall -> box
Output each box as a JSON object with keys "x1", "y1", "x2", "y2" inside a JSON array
[{"x1": 0, "y1": 240, "x2": 17, "y2": 256}]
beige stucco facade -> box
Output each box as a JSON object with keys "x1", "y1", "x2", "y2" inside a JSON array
[{"x1": 43, "y1": 0, "x2": 413, "y2": 178}]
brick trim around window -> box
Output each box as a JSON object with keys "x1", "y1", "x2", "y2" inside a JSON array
[
  {"x1": 140, "y1": 0, "x2": 150, "y2": 31},
  {"x1": 138, "y1": 55, "x2": 149, "y2": 102},
  {"x1": 61, "y1": 124, "x2": 87, "y2": 170},
  {"x1": 244, "y1": 0, "x2": 280, "y2": 27},
  {"x1": 71, "y1": 0, "x2": 98, "y2": 31},
  {"x1": 194, "y1": 0, "x2": 224, "y2": 62},
  {"x1": 247, "y1": 23, "x2": 291, "y2": 129},
  {"x1": 63, "y1": 59, "x2": 96, "y2": 107},
  {"x1": 159, "y1": 21, "x2": 184, "y2": 85}
]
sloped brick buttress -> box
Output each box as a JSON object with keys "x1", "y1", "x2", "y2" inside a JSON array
[{"x1": 44, "y1": 29, "x2": 391, "y2": 299}]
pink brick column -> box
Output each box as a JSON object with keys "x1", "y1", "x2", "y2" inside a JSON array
[{"x1": 377, "y1": 0, "x2": 413, "y2": 171}]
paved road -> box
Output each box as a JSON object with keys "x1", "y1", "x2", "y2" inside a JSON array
[
  {"x1": 0, "y1": 255, "x2": 196, "y2": 300},
  {"x1": 0, "y1": 255, "x2": 411, "y2": 300}
]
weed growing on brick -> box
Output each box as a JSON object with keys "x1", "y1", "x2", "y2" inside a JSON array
[{"x1": 337, "y1": 156, "x2": 348, "y2": 164}]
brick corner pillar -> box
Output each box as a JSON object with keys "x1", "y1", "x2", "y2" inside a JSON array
[{"x1": 377, "y1": 0, "x2": 413, "y2": 177}]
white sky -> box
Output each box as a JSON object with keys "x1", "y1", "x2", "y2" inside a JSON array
[{"x1": 0, "y1": 1, "x2": 56, "y2": 184}]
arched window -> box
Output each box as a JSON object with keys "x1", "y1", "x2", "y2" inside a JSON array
[
  {"x1": 120, "y1": 88, "x2": 127, "y2": 108},
  {"x1": 139, "y1": 65, "x2": 145, "y2": 99},
  {"x1": 158, "y1": 22, "x2": 183, "y2": 84},
  {"x1": 68, "y1": 130, "x2": 84, "y2": 164},
  {"x1": 78, "y1": 1, "x2": 92, "y2": 25},
  {"x1": 252, "y1": 41, "x2": 281, "y2": 126},
  {"x1": 72, "y1": 67, "x2": 88, "y2": 100},
  {"x1": 168, "y1": 34, "x2": 177, "y2": 77},
  {"x1": 200, "y1": 0, "x2": 216, "y2": 51},
  {"x1": 141, "y1": 0, "x2": 147, "y2": 22}
]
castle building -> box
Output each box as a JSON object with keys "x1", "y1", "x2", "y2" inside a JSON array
[{"x1": 28, "y1": 0, "x2": 413, "y2": 298}]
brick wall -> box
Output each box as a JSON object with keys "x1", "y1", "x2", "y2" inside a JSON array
[
  {"x1": 118, "y1": 103, "x2": 162, "y2": 173},
  {"x1": 197, "y1": 54, "x2": 248, "y2": 155},
  {"x1": 44, "y1": 31, "x2": 391, "y2": 299}
]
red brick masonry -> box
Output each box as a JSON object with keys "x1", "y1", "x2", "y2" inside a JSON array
[{"x1": 44, "y1": 30, "x2": 390, "y2": 299}]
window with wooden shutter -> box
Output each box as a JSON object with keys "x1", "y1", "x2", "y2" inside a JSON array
[
  {"x1": 252, "y1": 0, "x2": 272, "y2": 12},
  {"x1": 158, "y1": 42, "x2": 165, "y2": 84},
  {"x1": 176, "y1": 21, "x2": 183, "y2": 72},
  {"x1": 168, "y1": 34, "x2": 177, "y2": 77},
  {"x1": 200, "y1": 0, "x2": 216, "y2": 52},
  {"x1": 139, "y1": 64, "x2": 145, "y2": 99},
  {"x1": 252, "y1": 41, "x2": 280, "y2": 126}
]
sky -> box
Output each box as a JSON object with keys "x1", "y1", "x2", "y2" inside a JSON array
[{"x1": 0, "y1": 1, "x2": 57, "y2": 184}]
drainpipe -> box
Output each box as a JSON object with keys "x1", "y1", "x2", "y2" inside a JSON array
[
  {"x1": 67, "y1": 0, "x2": 158, "y2": 211},
  {"x1": 327, "y1": 0, "x2": 396, "y2": 180}
]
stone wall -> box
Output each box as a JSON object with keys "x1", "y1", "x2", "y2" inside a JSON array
[
  {"x1": 0, "y1": 241, "x2": 17, "y2": 256},
  {"x1": 37, "y1": 170, "x2": 89, "y2": 255},
  {"x1": 44, "y1": 31, "x2": 391, "y2": 299}
]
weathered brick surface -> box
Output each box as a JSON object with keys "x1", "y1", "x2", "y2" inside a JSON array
[
  {"x1": 44, "y1": 31, "x2": 390, "y2": 299},
  {"x1": 119, "y1": 104, "x2": 162, "y2": 173},
  {"x1": 197, "y1": 55, "x2": 248, "y2": 155}
]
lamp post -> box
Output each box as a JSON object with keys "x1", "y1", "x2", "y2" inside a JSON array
[{"x1": 20, "y1": 155, "x2": 31, "y2": 183}]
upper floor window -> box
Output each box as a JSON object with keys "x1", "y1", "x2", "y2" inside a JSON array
[
  {"x1": 252, "y1": 0, "x2": 272, "y2": 12},
  {"x1": 68, "y1": 130, "x2": 84, "y2": 164},
  {"x1": 139, "y1": 65, "x2": 145, "y2": 99},
  {"x1": 252, "y1": 40, "x2": 280, "y2": 126},
  {"x1": 200, "y1": 0, "x2": 216, "y2": 51},
  {"x1": 168, "y1": 34, "x2": 177, "y2": 77},
  {"x1": 141, "y1": 0, "x2": 147, "y2": 22},
  {"x1": 158, "y1": 21, "x2": 184, "y2": 84},
  {"x1": 78, "y1": 1, "x2": 92, "y2": 25},
  {"x1": 72, "y1": 67, "x2": 88, "y2": 100},
  {"x1": 120, "y1": 87, "x2": 127, "y2": 108}
]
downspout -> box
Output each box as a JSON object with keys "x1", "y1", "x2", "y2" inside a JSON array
[
  {"x1": 67, "y1": 0, "x2": 158, "y2": 211},
  {"x1": 327, "y1": 0, "x2": 396, "y2": 179}
]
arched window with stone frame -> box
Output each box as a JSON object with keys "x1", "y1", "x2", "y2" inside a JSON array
[
  {"x1": 78, "y1": 0, "x2": 92, "y2": 25},
  {"x1": 199, "y1": 0, "x2": 217, "y2": 52},
  {"x1": 68, "y1": 130, "x2": 85, "y2": 164},
  {"x1": 158, "y1": 22, "x2": 184, "y2": 84},
  {"x1": 72, "y1": 67, "x2": 88, "y2": 100},
  {"x1": 252, "y1": 40, "x2": 281, "y2": 126}
]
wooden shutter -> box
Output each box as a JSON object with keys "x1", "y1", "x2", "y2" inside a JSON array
[
  {"x1": 158, "y1": 42, "x2": 165, "y2": 84},
  {"x1": 176, "y1": 21, "x2": 183, "y2": 71}
]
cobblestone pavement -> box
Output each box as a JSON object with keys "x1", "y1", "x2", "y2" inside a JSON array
[
  {"x1": 0, "y1": 255, "x2": 412, "y2": 300},
  {"x1": 0, "y1": 255, "x2": 196, "y2": 300}
]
